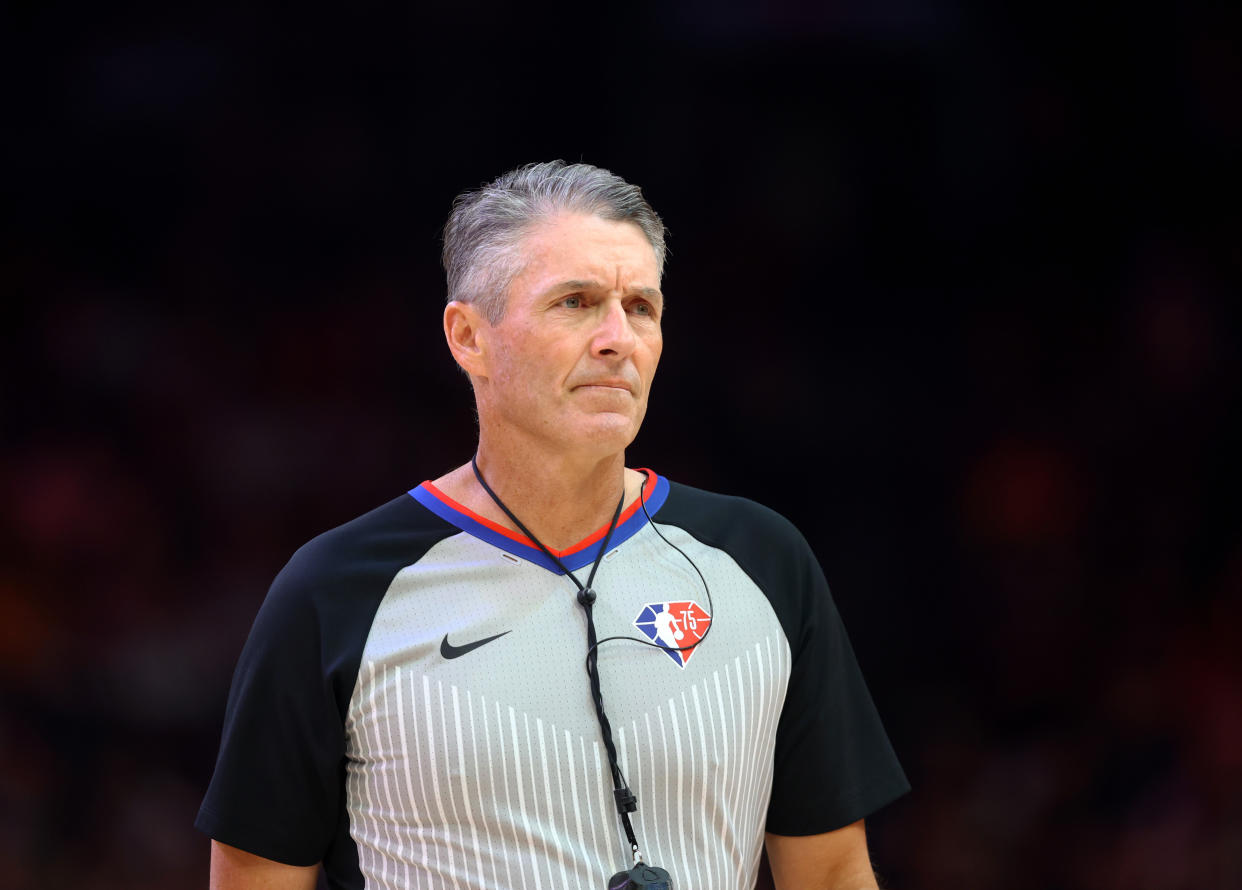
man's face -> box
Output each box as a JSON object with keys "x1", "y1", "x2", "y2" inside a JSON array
[{"x1": 474, "y1": 212, "x2": 664, "y2": 460}]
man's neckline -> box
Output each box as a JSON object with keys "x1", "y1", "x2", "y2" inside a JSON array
[{"x1": 410, "y1": 469, "x2": 670, "y2": 574}]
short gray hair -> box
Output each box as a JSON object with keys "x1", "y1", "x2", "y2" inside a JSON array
[{"x1": 442, "y1": 160, "x2": 666, "y2": 323}]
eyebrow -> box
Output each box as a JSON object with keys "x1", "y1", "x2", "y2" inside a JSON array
[{"x1": 548, "y1": 279, "x2": 664, "y2": 302}]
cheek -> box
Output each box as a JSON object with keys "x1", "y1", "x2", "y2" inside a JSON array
[
  {"x1": 642, "y1": 335, "x2": 663, "y2": 374},
  {"x1": 495, "y1": 351, "x2": 554, "y2": 396}
]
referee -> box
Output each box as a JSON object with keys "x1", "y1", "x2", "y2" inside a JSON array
[{"x1": 197, "y1": 160, "x2": 908, "y2": 889}]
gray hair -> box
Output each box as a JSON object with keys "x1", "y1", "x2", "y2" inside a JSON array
[{"x1": 442, "y1": 160, "x2": 666, "y2": 323}]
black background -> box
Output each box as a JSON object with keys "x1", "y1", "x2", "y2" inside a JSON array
[{"x1": 4, "y1": 1, "x2": 1241, "y2": 887}]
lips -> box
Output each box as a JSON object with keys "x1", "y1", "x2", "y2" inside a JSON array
[{"x1": 572, "y1": 379, "x2": 635, "y2": 394}]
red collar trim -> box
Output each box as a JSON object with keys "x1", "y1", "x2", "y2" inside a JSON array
[{"x1": 419, "y1": 469, "x2": 656, "y2": 559}]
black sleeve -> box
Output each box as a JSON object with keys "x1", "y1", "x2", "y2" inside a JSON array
[
  {"x1": 194, "y1": 495, "x2": 454, "y2": 865},
  {"x1": 657, "y1": 483, "x2": 910, "y2": 835},
  {"x1": 760, "y1": 520, "x2": 910, "y2": 834},
  {"x1": 194, "y1": 546, "x2": 357, "y2": 865}
]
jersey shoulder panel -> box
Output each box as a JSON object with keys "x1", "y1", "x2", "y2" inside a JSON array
[
  {"x1": 196, "y1": 493, "x2": 458, "y2": 868},
  {"x1": 654, "y1": 481, "x2": 815, "y2": 647},
  {"x1": 279, "y1": 492, "x2": 457, "y2": 599},
  {"x1": 655, "y1": 480, "x2": 909, "y2": 834},
  {"x1": 654, "y1": 481, "x2": 806, "y2": 555},
  {"x1": 267, "y1": 493, "x2": 460, "y2": 715}
]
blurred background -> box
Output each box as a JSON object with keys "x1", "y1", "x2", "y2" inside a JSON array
[{"x1": 3, "y1": 1, "x2": 1240, "y2": 887}]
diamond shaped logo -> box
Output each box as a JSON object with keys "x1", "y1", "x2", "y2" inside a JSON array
[{"x1": 634, "y1": 601, "x2": 712, "y2": 668}]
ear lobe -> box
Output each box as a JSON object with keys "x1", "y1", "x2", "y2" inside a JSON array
[{"x1": 444, "y1": 300, "x2": 489, "y2": 377}]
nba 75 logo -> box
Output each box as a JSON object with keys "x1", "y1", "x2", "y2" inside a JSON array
[{"x1": 633, "y1": 601, "x2": 712, "y2": 668}]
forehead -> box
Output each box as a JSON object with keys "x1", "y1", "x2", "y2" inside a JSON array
[{"x1": 510, "y1": 213, "x2": 660, "y2": 291}]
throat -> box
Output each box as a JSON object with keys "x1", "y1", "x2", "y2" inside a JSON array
[{"x1": 456, "y1": 459, "x2": 645, "y2": 553}]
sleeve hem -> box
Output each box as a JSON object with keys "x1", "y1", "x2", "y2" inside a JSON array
[
  {"x1": 764, "y1": 775, "x2": 911, "y2": 837},
  {"x1": 194, "y1": 803, "x2": 324, "y2": 868}
]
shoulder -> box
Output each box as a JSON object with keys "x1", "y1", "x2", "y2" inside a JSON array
[
  {"x1": 234, "y1": 492, "x2": 460, "y2": 714},
  {"x1": 247, "y1": 492, "x2": 459, "y2": 656},
  {"x1": 655, "y1": 479, "x2": 831, "y2": 650},
  {"x1": 656, "y1": 479, "x2": 812, "y2": 561},
  {"x1": 273, "y1": 492, "x2": 457, "y2": 600}
]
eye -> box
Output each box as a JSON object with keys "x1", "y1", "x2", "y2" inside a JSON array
[{"x1": 560, "y1": 294, "x2": 583, "y2": 309}]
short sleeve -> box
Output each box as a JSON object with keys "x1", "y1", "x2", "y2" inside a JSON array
[
  {"x1": 194, "y1": 558, "x2": 349, "y2": 865},
  {"x1": 762, "y1": 530, "x2": 910, "y2": 835},
  {"x1": 195, "y1": 494, "x2": 455, "y2": 867},
  {"x1": 652, "y1": 482, "x2": 909, "y2": 835}
]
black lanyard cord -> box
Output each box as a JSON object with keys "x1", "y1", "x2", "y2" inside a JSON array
[{"x1": 470, "y1": 457, "x2": 641, "y2": 856}]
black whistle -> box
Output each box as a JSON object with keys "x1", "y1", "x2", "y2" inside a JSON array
[{"x1": 607, "y1": 862, "x2": 672, "y2": 890}]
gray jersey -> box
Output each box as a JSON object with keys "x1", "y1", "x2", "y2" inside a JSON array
[{"x1": 197, "y1": 472, "x2": 908, "y2": 889}]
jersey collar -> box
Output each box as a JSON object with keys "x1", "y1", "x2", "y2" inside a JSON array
[{"x1": 409, "y1": 469, "x2": 669, "y2": 574}]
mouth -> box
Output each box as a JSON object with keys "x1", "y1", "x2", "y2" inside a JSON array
[{"x1": 573, "y1": 380, "x2": 634, "y2": 394}]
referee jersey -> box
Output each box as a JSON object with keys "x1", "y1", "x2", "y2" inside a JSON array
[{"x1": 196, "y1": 471, "x2": 908, "y2": 889}]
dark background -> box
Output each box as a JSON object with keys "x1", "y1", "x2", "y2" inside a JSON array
[{"x1": 4, "y1": 1, "x2": 1240, "y2": 887}]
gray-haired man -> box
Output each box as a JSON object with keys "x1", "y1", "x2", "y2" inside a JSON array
[{"x1": 198, "y1": 161, "x2": 908, "y2": 889}]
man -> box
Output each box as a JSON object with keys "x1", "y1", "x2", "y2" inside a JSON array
[{"x1": 197, "y1": 160, "x2": 909, "y2": 889}]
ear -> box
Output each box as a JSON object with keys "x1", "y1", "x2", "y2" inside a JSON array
[{"x1": 444, "y1": 300, "x2": 490, "y2": 378}]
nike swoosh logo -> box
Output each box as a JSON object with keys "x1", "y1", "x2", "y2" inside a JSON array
[{"x1": 440, "y1": 631, "x2": 511, "y2": 659}]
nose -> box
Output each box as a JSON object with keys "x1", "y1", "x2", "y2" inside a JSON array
[{"x1": 591, "y1": 299, "x2": 637, "y2": 359}]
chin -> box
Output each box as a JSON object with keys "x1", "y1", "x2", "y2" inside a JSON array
[{"x1": 569, "y1": 415, "x2": 641, "y2": 453}]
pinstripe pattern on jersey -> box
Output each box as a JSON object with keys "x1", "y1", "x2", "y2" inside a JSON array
[
  {"x1": 344, "y1": 635, "x2": 789, "y2": 890},
  {"x1": 197, "y1": 476, "x2": 907, "y2": 889}
]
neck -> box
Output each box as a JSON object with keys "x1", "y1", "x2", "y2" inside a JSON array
[{"x1": 433, "y1": 436, "x2": 641, "y2": 552}]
